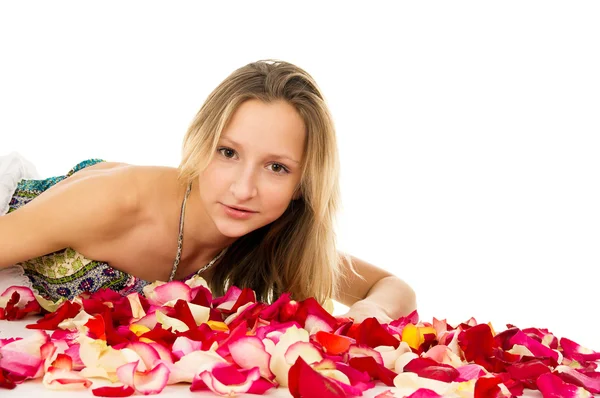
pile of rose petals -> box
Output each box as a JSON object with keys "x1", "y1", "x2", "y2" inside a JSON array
[{"x1": 1, "y1": 279, "x2": 600, "y2": 397}]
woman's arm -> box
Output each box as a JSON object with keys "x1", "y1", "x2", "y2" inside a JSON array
[
  {"x1": 334, "y1": 252, "x2": 417, "y2": 322},
  {"x1": 0, "y1": 170, "x2": 138, "y2": 269}
]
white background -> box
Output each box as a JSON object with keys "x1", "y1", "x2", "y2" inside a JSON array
[{"x1": 1, "y1": 0, "x2": 599, "y2": 356}]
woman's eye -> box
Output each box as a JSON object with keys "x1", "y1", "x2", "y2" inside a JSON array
[
  {"x1": 270, "y1": 163, "x2": 289, "y2": 174},
  {"x1": 218, "y1": 147, "x2": 236, "y2": 158}
]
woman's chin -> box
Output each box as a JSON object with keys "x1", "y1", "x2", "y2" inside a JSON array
[{"x1": 214, "y1": 221, "x2": 256, "y2": 239}]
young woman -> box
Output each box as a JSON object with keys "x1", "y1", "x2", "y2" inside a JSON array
[{"x1": 0, "y1": 60, "x2": 416, "y2": 323}]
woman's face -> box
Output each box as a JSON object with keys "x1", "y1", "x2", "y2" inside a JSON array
[{"x1": 198, "y1": 99, "x2": 306, "y2": 238}]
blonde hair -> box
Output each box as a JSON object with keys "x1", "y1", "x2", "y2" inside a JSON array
[{"x1": 178, "y1": 59, "x2": 353, "y2": 305}]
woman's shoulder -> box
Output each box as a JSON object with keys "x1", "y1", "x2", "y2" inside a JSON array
[{"x1": 74, "y1": 162, "x2": 181, "y2": 207}]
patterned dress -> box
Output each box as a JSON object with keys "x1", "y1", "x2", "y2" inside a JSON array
[{"x1": 7, "y1": 159, "x2": 225, "y2": 301}]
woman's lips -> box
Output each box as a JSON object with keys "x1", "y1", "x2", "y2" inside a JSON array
[{"x1": 221, "y1": 204, "x2": 257, "y2": 219}]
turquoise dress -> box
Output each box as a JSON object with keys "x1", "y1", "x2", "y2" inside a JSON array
[{"x1": 8, "y1": 159, "x2": 223, "y2": 302}]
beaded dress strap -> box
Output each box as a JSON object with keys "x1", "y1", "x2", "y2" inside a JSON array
[{"x1": 168, "y1": 182, "x2": 227, "y2": 282}]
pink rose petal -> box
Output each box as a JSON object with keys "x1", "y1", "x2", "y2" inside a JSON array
[
  {"x1": 229, "y1": 336, "x2": 275, "y2": 380},
  {"x1": 455, "y1": 364, "x2": 487, "y2": 382},
  {"x1": 405, "y1": 389, "x2": 443, "y2": 398},
  {"x1": 537, "y1": 372, "x2": 592, "y2": 398},
  {"x1": 560, "y1": 338, "x2": 600, "y2": 363},
  {"x1": 555, "y1": 365, "x2": 600, "y2": 394},
  {"x1": 145, "y1": 281, "x2": 192, "y2": 307},
  {"x1": 191, "y1": 363, "x2": 264, "y2": 395},
  {"x1": 213, "y1": 286, "x2": 243, "y2": 311},
  {"x1": 171, "y1": 336, "x2": 203, "y2": 359},
  {"x1": 116, "y1": 361, "x2": 170, "y2": 395}
]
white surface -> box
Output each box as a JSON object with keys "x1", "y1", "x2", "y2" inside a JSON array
[{"x1": 1, "y1": 0, "x2": 599, "y2": 363}]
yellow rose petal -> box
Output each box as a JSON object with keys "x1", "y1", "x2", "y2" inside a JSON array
[{"x1": 207, "y1": 321, "x2": 229, "y2": 332}]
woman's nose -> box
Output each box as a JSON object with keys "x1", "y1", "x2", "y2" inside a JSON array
[{"x1": 229, "y1": 168, "x2": 258, "y2": 200}]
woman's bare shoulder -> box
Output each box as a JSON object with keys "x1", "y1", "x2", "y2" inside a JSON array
[{"x1": 72, "y1": 162, "x2": 181, "y2": 201}]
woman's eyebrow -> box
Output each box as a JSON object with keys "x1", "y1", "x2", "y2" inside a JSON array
[{"x1": 220, "y1": 137, "x2": 300, "y2": 164}]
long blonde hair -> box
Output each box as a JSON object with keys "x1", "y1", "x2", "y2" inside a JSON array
[{"x1": 178, "y1": 59, "x2": 352, "y2": 305}]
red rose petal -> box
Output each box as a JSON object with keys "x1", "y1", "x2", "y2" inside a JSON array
[
  {"x1": 474, "y1": 375, "x2": 507, "y2": 398},
  {"x1": 0, "y1": 369, "x2": 17, "y2": 389},
  {"x1": 92, "y1": 385, "x2": 135, "y2": 397},
  {"x1": 26, "y1": 301, "x2": 81, "y2": 330},
  {"x1": 314, "y1": 331, "x2": 354, "y2": 355},
  {"x1": 349, "y1": 356, "x2": 397, "y2": 386},
  {"x1": 288, "y1": 357, "x2": 346, "y2": 398},
  {"x1": 353, "y1": 318, "x2": 400, "y2": 349},
  {"x1": 293, "y1": 298, "x2": 338, "y2": 332},
  {"x1": 190, "y1": 285, "x2": 213, "y2": 307},
  {"x1": 458, "y1": 323, "x2": 498, "y2": 372},
  {"x1": 403, "y1": 357, "x2": 460, "y2": 382},
  {"x1": 506, "y1": 360, "x2": 551, "y2": 389}
]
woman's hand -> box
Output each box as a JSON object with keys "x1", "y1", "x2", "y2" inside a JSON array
[{"x1": 337, "y1": 300, "x2": 393, "y2": 324}]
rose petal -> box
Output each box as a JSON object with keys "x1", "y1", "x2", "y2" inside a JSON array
[
  {"x1": 268, "y1": 324, "x2": 310, "y2": 386},
  {"x1": 294, "y1": 298, "x2": 338, "y2": 334},
  {"x1": 507, "y1": 330, "x2": 560, "y2": 364},
  {"x1": 124, "y1": 342, "x2": 161, "y2": 371},
  {"x1": 455, "y1": 364, "x2": 487, "y2": 382},
  {"x1": 555, "y1": 365, "x2": 600, "y2": 394},
  {"x1": 401, "y1": 323, "x2": 436, "y2": 352},
  {"x1": 348, "y1": 344, "x2": 385, "y2": 365},
  {"x1": 537, "y1": 372, "x2": 593, "y2": 398},
  {"x1": 116, "y1": 361, "x2": 170, "y2": 395},
  {"x1": 0, "y1": 286, "x2": 35, "y2": 308},
  {"x1": 349, "y1": 356, "x2": 398, "y2": 386},
  {"x1": 560, "y1": 338, "x2": 600, "y2": 363},
  {"x1": 403, "y1": 357, "x2": 460, "y2": 382},
  {"x1": 353, "y1": 318, "x2": 401, "y2": 349},
  {"x1": 171, "y1": 336, "x2": 204, "y2": 359},
  {"x1": 315, "y1": 331, "x2": 354, "y2": 355},
  {"x1": 0, "y1": 330, "x2": 49, "y2": 378},
  {"x1": 288, "y1": 357, "x2": 346, "y2": 398},
  {"x1": 168, "y1": 349, "x2": 227, "y2": 384},
  {"x1": 126, "y1": 293, "x2": 146, "y2": 320},
  {"x1": 213, "y1": 286, "x2": 243, "y2": 311},
  {"x1": 457, "y1": 324, "x2": 498, "y2": 372},
  {"x1": 155, "y1": 310, "x2": 189, "y2": 332},
  {"x1": 474, "y1": 375, "x2": 511, "y2": 398},
  {"x1": 405, "y1": 389, "x2": 443, "y2": 398},
  {"x1": 92, "y1": 385, "x2": 135, "y2": 397},
  {"x1": 393, "y1": 372, "x2": 456, "y2": 396},
  {"x1": 143, "y1": 281, "x2": 192, "y2": 307},
  {"x1": 375, "y1": 342, "x2": 413, "y2": 370},
  {"x1": 284, "y1": 341, "x2": 323, "y2": 366},
  {"x1": 191, "y1": 364, "x2": 263, "y2": 395},
  {"x1": 229, "y1": 336, "x2": 275, "y2": 380},
  {"x1": 42, "y1": 367, "x2": 92, "y2": 390},
  {"x1": 333, "y1": 362, "x2": 375, "y2": 392},
  {"x1": 506, "y1": 360, "x2": 551, "y2": 389},
  {"x1": 26, "y1": 301, "x2": 82, "y2": 330}
]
